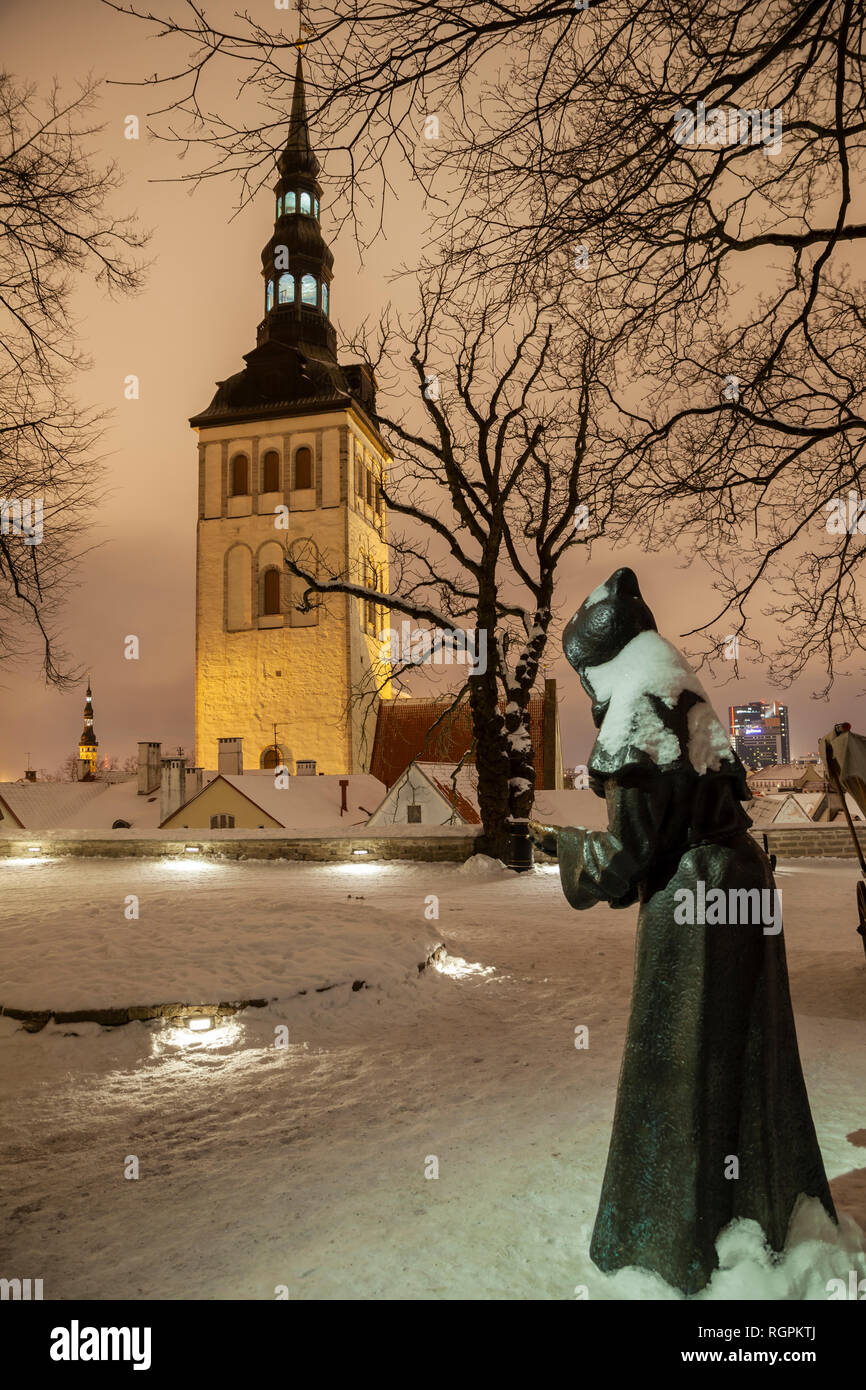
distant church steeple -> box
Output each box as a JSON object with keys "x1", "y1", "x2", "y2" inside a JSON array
[{"x1": 78, "y1": 676, "x2": 98, "y2": 779}]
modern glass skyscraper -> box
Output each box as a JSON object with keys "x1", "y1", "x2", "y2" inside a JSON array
[{"x1": 729, "y1": 702, "x2": 791, "y2": 771}]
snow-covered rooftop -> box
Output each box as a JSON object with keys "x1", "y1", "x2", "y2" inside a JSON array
[{"x1": 0, "y1": 782, "x2": 108, "y2": 830}]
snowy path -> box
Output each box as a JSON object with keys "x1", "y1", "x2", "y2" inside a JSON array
[{"x1": 1, "y1": 858, "x2": 865, "y2": 1300}]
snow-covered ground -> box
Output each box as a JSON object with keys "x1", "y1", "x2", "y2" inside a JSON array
[{"x1": 0, "y1": 855, "x2": 864, "y2": 1300}]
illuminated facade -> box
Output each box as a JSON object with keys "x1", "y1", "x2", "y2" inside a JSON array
[{"x1": 191, "y1": 50, "x2": 390, "y2": 774}]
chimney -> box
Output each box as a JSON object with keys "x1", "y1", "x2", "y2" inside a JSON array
[
  {"x1": 187, "y1": 767, "x2": 204, "y2": 798},
  {"x1": 296, "y1": 759, "x2": 316, "y2": 776},
  {"x1": 339, "y1": 778, "x2": 348, "y2": 815},
  {"x1": 138, "y1": 741, "x2": 161, "y2": 796},
  {"x1": 218, "y1": 737, "x2": 243, "y2": 777},
  {"x1": 24, "y1": 769, "x2": 36, "y2": 783},
  {"x1": 159, "y1": 756, "x2": 186, "y2": 824}
]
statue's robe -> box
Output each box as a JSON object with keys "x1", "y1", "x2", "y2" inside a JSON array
[{"x1": 558, "y1": 768, "x2": 836, "y2": 1294}]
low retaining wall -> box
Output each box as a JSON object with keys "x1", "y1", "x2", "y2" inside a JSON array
[
  {"x1": 2, "y1": 828, "x2": 861, "y2": 863},
  {"x1": 750, "y1": 825, "x2": 866, "y2": 859},
  {"x1": 0, "y1": 832, "x2": 479, "y2": 862}
]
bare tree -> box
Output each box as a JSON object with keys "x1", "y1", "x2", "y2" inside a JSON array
[
  {"x1": 108, "y1": 0, "x2": 866, "y2": 689},
  {"x1": 287, "y1": 268, "x2": 628, "y2": 858},
  {"x1": 0, "y1": 73, "x2": 147, "y2": 684}
]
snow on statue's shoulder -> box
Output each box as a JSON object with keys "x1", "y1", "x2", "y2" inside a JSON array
[{"x1": 585, "y1": 630, "x2": 734, "y2": 774}]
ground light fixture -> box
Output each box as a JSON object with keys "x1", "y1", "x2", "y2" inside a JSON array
[
  {"x1": 184, "y1": 1015, "x2": 215, "y2": 1032},
  {"x1": 185, "y1": 845, "x2": 201, "y2": 854},
  {"x1": 352, "y1": 849, "x2": 369, "y2": 856},
  {"x1": 27, "y1": 845, "x2": 41, "y2": 854}
]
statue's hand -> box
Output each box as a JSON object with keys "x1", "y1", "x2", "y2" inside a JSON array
[{"x1": 528, "y1": 820, "x2": 559, "y2": 858}]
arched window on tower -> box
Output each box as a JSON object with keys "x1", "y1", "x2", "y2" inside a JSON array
[
  {"x1": 261, "y1": 746, "x2": 281, "y2": 769},
  {"x1": 278, "y1": 273, "x2": 294, "y2": 306},
  {"x1": 301, "y1": 274, "x2": 317, "y2": 306},
  {"x1": 276, "y1": 194, "x2": 282, "y2": 217},
  {"x1": 261, "y1": 566, "x2": 281, "y2": 616},
  {"x1": 284, "y1": 190, "x2": 296, "y2": 213},
  {"x1": 266, "y1": 280, "x2": 274, "y2": 311},
  {"x1": 230, "y1": 454, "x2": 250, "y2": 496},
  {"x1": 322, "y1": 283, "x2": 329, "y2": 315},
  {"x1": 300, "y1": 191, "x2": 312, "y2": 215},
  {"x1": 262, "y1": 450, "x2": 280, "y2": 492},
  {"x1": 294, "y1": 446, "x2": 313, "y2": 490},
  {"x1": 314, "y1": 196, "x2": 320, "y2": 218}
]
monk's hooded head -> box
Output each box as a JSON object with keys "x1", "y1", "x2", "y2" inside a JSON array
[{"x1": 563, "y1": 568, "x2": 657, "y2": 723}]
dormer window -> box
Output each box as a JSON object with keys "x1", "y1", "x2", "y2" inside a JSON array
[
  {"x1": 278, "y1": 273, "x2": 294, "y2": 305},
  {"x1": 301, "y1": 274, "x2": 317, "y2": 306},
  {"x1": 322, "y1": 283, "x2": 329, "y2": 315},
  {"x1": 266, "y1": 280, "x2": 274, "y2": 311},
  {"x1": 284, "y1": 190, "x2": 296, "y2": 213},
  {"x1": 300, "y1": 191, "x2": 312, "y2": 215}
]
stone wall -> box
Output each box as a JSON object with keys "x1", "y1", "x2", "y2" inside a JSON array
[
  {"x1": 0, "y1": 832, "x2": 478, "y2": 862},
  {"x1": 4, "y1": 826, "x2": 861, "y2": 863},
  {"x1": 749, "y1": 825, "x2": 866, "y2": 859}
]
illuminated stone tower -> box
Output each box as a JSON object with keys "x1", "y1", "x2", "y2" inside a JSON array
[
  {"x1": 191, "y1": 48, "x2": 390, "y2": 774},
  {"x1": 78, "y1": 678, "x2": 98, "y2": 778}
]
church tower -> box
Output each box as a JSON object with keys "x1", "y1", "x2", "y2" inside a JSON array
[
  {"x1": 191, "y1": 48, "x2": 391, "y2": 774},
  {"x1": 78, "y1": 677, "x2": 98, "y2": 779}
]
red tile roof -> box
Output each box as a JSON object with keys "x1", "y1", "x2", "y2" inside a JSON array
[{"x1": 369, "y1": 694, "x2": 548, "y2": 790}]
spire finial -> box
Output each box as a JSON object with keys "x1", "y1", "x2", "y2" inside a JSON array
[{"x1": 295, "y1": 0, "x2": 313, "y2": 50}]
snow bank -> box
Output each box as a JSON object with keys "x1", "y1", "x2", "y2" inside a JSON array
[
  {"x1": 458, "y1": 853, "x2": 514, "y2": 878},
  {"x1": 0, "y1": 858, "x2": 441, "y2": 1011}
]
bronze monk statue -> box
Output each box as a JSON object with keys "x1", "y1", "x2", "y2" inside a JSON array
[{"x1": 529, "y1": 567, "x2": 835, "y2": 1294}]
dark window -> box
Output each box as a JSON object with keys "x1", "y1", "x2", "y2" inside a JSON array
[
  {"x1": 295, "y1": 446, "x2": 313, "y2": 490},
  {"x1": 407, "y1": 804, "x2": 422, "y2": 823},
  {"x1": 261, "y1": 747, "x2": 281, "y2": 769},
  {"x1": 231, "y1": 454, "x2": 250, "y2": 496},
  {"x1": 262, "y1": 567, "x2": 281, "y2": 615},
  {"x1": 366, "y1": 469, "x2": 373, "y2": 506},
  {"x1": 112, "y1": 819, "x2": 132, "y2": 829},
  {"x1": 210, "y1": 814, "x2": 235, "y2": 829},
  {"x1": 355, "y1": 459, "x2": 364, "y2": 501},
  {"x1": 262, "y1": 450, "x2": 280, "y2": 492},
  {"x1": 374, "y1": 480, "x2": 382, "y2": 514}
]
